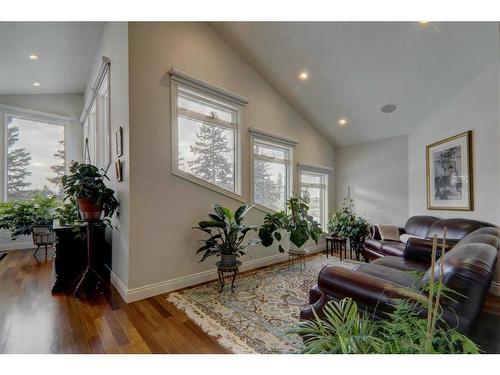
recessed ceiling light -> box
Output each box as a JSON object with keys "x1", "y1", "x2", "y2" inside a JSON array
[
  {"x1": 29, "y1": 54, "x2": 38, "y2": 60},
  {"x1": 32, "y1": 82, "x2": 41, "y2": 87},
  {"x1": 338, "y1": 118, "x2": 347, "y2": 127},
  {"x1": 419, "y1": 21, "x2": 429, "y2": 25},
  {"x1": 380, "y1": 104, "x2": 397, "y2": 113},
  {"x1": 298, "y1": 71, "x2": 309, "y2": 80}
]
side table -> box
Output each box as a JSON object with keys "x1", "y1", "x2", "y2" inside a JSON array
[
  {"x1": 216, "y1": 261, "x2": 241, "y2": 293},
  {"x1": 325, "y1": 236, "x2": 348, "y2": 261}
]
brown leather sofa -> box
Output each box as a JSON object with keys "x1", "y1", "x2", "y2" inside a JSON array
[
  {"x1": 300, "y1": 227, "x2": 500, "y2": 333},
  {"x1": 363, "y1": 216, "x2": 492, "y2": 260}
]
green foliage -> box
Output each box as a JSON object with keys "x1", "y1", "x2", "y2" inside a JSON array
[
  {"x1": 0, "y1": 195, "x2": 59, "y2": 239},
  {"x1": 258, "y1": 193, "x2": 323, "y2": 252},
  {"x1": 61, "y1": 162, "x2": 119, "y2": 220},
  {"x1": 55, "y1": 200, "x2": 81, "y2": 226},
  {"x1": 194, "y1": 204, "x2": 259, "y2": 263},
  {"x1": 327, "y1": 196, "x2": 369, "y2": 256}
]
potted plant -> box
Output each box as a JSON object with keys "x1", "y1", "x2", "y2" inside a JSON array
[
  {"x1": 258, "y1": 193, "x2": 323, "y2": 253},
  {"x1": 0, "y1": 195, "x2": 59, "y2": 240},
  {"x1": 194, "y1": 204, "x2": 259, "y2": 267},
  {"x1": 327, "y1": 196, "x2": 369, "y2": 260},
  {"x1": 61, "y1": 162, "x2": 119, "y2": 223}
]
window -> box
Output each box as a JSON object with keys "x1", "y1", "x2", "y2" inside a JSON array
[
  {"x1": 171, "y1": 69, "x2": 247, "y2": 197},
  {"x1": 299, "y1": 166, "x2": 329, "y2": 230},
  {"x1": 251, "y1": 131, "x2": 295, "y2": 212},
  {"x1": 3, "y1": 111, "x2": 66, "y2": 201}
]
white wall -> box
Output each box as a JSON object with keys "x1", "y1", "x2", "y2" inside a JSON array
[
  {"x1": 84, "y1": 22, "x2": 130, "y2": 286},
  {"x1": 127, "y1": 22, "x2": 336, "y2": 297},
  {"x1": 0, "y1": 94, "x2": 83, "y2": 250},
  {"x1": 408, "y1": 63, "x2": 500, "y2": 225},
  {"x1": 335, "y1": 135, "x2": 409, "y2": 227}
]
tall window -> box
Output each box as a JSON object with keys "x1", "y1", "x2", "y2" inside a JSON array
[
  {"x1": 172, "y1": 84, "x2": 241, "y2": 195},
  {"x1": 299, "y1": 167, "x2": 329, "y2": 230},
  {"x1": 4, "y1": 113, "x2": 65, "y2": 200},
  {"x1": 251, "y1": 135, "x2": 294, "y2": 212}
]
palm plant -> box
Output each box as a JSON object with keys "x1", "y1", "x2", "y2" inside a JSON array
[{"x1": 194, "y1": 204, "x2": 259, "y2": 265}]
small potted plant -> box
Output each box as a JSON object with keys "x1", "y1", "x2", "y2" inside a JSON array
[
  {"x1": 258, "y1": 193, "x2": 323, "y2": 253},
  {"x1": 194, "y1": 204, "x2": 259, "y2": 267},
  {"x1": 61, "y1": 161, "x2": 119, "y2": 222}
]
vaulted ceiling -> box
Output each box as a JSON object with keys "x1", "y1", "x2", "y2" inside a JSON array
[
  {"x1": 214, "y1": 22, "x2": 499, "y2": 146},
  {"x1": 0, "y1": 22, "x2": 104, "y2": 95}
]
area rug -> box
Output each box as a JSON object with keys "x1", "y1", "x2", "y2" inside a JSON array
[{"x1": 167, "y1": 254, "x2": 360, "y2": 353}]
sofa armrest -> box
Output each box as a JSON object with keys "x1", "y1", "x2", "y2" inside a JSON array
[
  {"x1": 317, "y1": 266, "x2": 421, "y2": 314},
  {"x1": 403, "y1": 238, "x2": 453, "y2": 263}
]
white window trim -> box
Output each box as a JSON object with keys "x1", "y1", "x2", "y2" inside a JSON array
[
  {"x1": 250, "y1": 132, "x2": 295, "y2": 214},
  {"x1": 298, "y1": 163, "x2": 331, "y2": 231},
  {"x1": 170, "y1": 68, "x2": 247, "y2": 202},
  {"x1": 0, "y1": 105, "x2": 70, "y2": 202}
]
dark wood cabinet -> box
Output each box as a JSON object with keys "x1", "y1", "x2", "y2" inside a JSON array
[{"x1": 51, "y1": 225, "x2": 111, "y2": 294}]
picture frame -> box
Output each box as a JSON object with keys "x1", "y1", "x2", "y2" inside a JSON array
[
  {"x1": 426, "y1": 130, "x2": 473, "y2": 211},
  {"x1": 115, "y1": 126, "x2": 123, "y2": 157},
  {"x1": 115, "y1": 159, "x2": 123, "y2": 182}
]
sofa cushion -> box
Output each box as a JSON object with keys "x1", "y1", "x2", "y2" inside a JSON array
[
  {"x1": 380, "y1": 240, "x2": 405, "y2": 256},
  {"x1": 404, "y1": 215, "x2": 439, "y2": 238},
  {"x1": 372, "y1": 255, "x2": 429, "y2": 272},
  {"x1": 355, "y1": 263, "x2": 419, "y2": 288},
  {"x1": 426, "y1": 218, "x2": 492, "y2": 242}
]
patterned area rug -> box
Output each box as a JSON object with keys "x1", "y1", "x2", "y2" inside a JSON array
[{"x1": 167, "y1": 254, "x2": 360, "y2": 353}]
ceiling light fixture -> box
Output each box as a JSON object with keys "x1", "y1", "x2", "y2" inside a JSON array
[
  {"x1": 29, "y1": 54, "x2": 38, "y2": 60},
  {"x1": 338, "y1": 118, "x2": 347, "y2": 127},
  {"x1": 419, "y1": 21, "x2": 429, "y2": 25},
  {"x1": 32, "y1": 82, "x2": 41, "y2": 87},
  {"x1": 298, "y1": 71, "x2": 309, "y2": 80},
  {"x1": 380, "y1": 104, "x2": 397, "y2": 113}
]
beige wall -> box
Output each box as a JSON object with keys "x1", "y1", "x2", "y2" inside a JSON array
[
  {"x1": 127, "y1": 22, "x2": 336, "y2": 293},
  {"x1": 335, "y1": 135, "x2": 409, "y2": 227},
  {"x1": 84, "y1": 22, "x2": 130, "y2": 286}
]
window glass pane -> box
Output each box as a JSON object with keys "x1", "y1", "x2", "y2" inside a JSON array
[
  {"x1": 301, "y1": 171, "x2": 322, "y2": 185},
  {"x1": 254, "y1": 142, "x2": 287, "y2": 160},
  {"x1": 301, "y1": 186, "x2": 321, "y2": 224},
  {"x1": 254, "y1": 159, "x2": 286, "y2": 212},
  {"x1": 178, "y1": 94, "x2": 234, "y2": 123},
  {"x1": 7, "y1": 116, "x2": 65, "y2": 200},
  {"x1": 177, "y1": 117, "x2": 235, "y2": 192}
]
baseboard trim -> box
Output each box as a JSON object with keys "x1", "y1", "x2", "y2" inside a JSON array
[
  {"x1": 490, "y1": 282, "x2": 500, "y2": 297},
  {"x1": 118, "y1": 244, "x2": 326, "y2": 303},
  {"x1": 0, "y1": 242, "x2": 35, "y2": 251}
]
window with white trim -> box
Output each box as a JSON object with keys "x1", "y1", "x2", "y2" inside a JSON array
[
  {"x1": 251, "y1": 136, "x2": 294, "y2": 212},
  {"x1": 1, "y1": 109, "x2": 66, "y2": 201},
  {"x1": 172, "y1": 83, "x2": 241, "y2": 195},
  {"x1": 299, "y1": 167, "x2": 329, "y2": 230}
]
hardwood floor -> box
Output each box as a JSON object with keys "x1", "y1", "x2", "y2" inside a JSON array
[
  {"x1": 0, "y1": 249, "x2": 228, "y2": 354},
  {"x1": 1, "y1": 248, "x2": 499, "y2": 353}
]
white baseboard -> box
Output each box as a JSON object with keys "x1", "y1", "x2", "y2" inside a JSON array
[
  {"x1": 113, "y1": 244, "x2": 326, "y2": 303},
  {"x1": 0, "y1": 242, "x2": 35, "y2": 251},
  {"x1": 490, "y1": 282, "x2": 500, "y2": 297}
]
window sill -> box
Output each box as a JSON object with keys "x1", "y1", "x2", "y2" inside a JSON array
[{"x1": 172, "y1": 169, "x2": 246, "y2": 204}]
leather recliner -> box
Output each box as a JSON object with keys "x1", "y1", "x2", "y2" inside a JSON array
[
  {"x1": 363, "y1": 216, "x2": 492, "y2": 260},
  {"x1": 300, "y1": 227, "x2": 500, "y2": 333}
]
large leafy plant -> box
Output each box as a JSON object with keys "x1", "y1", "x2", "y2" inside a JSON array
[
  {"x1": 194, "y1": 204, "x2": 259, "y2": 263},
  {"x1": 0, "y1": 195, "x2": 59, "y2": 239},
  {"x1": 259, "y1": 193, "x2": 322, "y2": 252},
  {"x1": 327, "y1": 196, "x2": 369, "y2": 258},
  {"x1": 61, "y1": 162, "x2": 119, "y2": 221},
  {"x1": 291, "y1": 235, "x2": 479, "y2": 354}
]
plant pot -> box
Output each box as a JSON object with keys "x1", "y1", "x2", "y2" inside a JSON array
[
  {"x1": 289, "y1": 242, "x2": 306, "y2": 255},
  {"x1": 220, "y1": 254, "x2": 237, "y2": 267},
  {"x1": 77, "y1": 198, "x2": 103, "y2": 221}
]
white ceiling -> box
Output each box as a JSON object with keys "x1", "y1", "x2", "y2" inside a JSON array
[
  {"x1": 0, "y1": 22, "x2": 104, "y2": 95},
  {"x1": 214, "y1": 22, "x2": 499, "y2": 146}
]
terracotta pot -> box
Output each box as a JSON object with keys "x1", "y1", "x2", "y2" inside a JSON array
[
  {"x1": 77, "y1": 198, "x2": 103, "y2": 221},
  {"x1": 220, "y1": 254, "x2": 237, "y2": 267}
]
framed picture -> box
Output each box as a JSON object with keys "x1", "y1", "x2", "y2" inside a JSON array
[
  {"x1": 115, "y1": 159, "x2": 123, "y2": 182},
  {"x1": 115, "y1": 126, "x2": 123, "y2": 157},
  {"x1": 426, "y1": 130, "x2": 473, "y2": 211}
]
